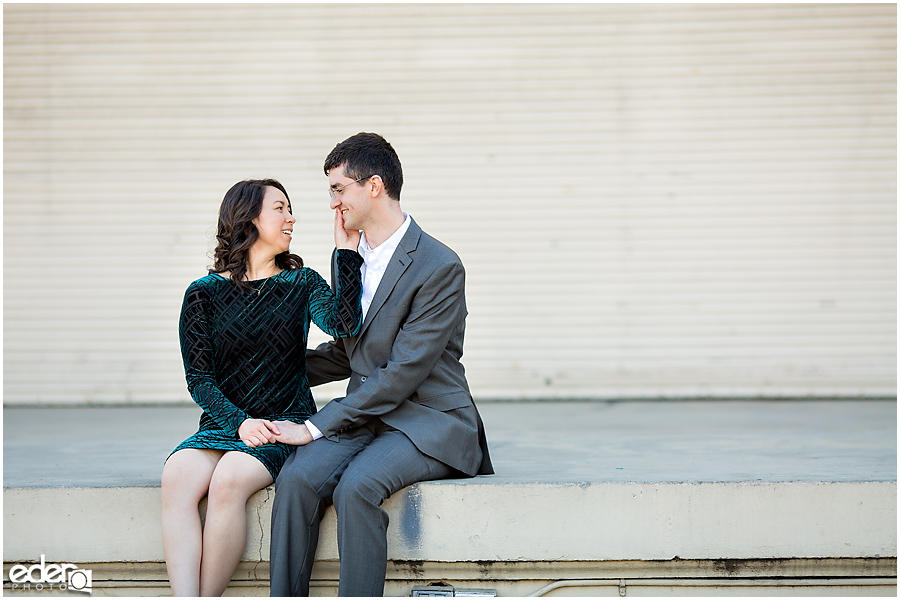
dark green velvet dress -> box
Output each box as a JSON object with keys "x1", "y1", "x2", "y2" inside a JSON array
[{"x1": 169, "y1": 249, "x2": 363, "y2": 480}]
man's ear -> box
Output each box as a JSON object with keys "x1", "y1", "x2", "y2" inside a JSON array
[{"x1": 368, "y1": 175, "x2": 384, "y2": 198}]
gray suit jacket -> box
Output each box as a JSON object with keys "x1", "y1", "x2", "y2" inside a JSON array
[{"x1": 305, "y1": 218, "x2": 493, "y2": 477}]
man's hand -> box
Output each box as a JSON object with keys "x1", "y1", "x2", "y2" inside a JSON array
[
  {"x1": 271, "y1": 420, "x2": 314, "y2": 446},
  {"x1": 334, "y1": 208, "x2": 360, "y2": 250},
  {"x1": 238, "y1": 418, "x2": 280, "y2": 448}
]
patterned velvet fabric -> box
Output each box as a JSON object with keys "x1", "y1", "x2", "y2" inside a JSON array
[{"x1": 169, "y1": 249, "x2": 363, "y2": 479}]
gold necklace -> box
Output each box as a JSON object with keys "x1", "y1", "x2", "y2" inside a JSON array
[
  {"x1": 252, "y1": 276, "x2": 270, "y2": 296},
  {"x1": 250, "y1": 275, "x2": 275, "y2": 296},
  {"x1": 251, "y1": 269, "x2": 283, "y2": 295}
]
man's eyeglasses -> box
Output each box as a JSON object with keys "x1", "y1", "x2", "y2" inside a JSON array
[{"x1": 329, "y1": 176, "x2": 373, "y2": 199}]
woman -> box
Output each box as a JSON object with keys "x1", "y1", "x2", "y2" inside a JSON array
[{"x1": 161, "y1": 179, "x2": 363, "y2": 596}]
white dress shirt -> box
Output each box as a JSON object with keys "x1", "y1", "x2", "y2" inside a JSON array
[
  {"x1": 304, "y1": 213, "x2": 412, "y2": 441},
  {"x1": 357, "y1": 212, "x2": 411, "y2": 320}
]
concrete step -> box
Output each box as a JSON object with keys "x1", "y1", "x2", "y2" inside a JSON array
[{"x1": 3, "y1": 400, "x2": 897, "y2": 596}]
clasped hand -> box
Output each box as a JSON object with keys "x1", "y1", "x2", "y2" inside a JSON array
[{"x1": 238, "y1": 418, "x2": 313, "y2": 447}]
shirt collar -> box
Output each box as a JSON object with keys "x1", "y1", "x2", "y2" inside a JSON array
[{"x1": 358, "y1": 212, "x2": 411, "y2": 263}]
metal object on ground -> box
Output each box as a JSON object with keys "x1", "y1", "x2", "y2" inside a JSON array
[{"x1": 412, "y1": 584, "x2": 497, "y2": 597}]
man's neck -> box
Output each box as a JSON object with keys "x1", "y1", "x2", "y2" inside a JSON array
[{"x1": 361, "y1": 208, "x2": 406, "y2": 249}]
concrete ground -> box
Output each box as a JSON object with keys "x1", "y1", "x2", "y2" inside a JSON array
[
  {"x1": 3, "y1": 400, "x2": 896, "y2": 596},
  {"x1": 3, "y1": 399, "x2": 896, "y2": 488}
]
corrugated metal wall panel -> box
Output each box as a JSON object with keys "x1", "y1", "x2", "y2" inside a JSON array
[{"x1": 4, "y1": 4, "x2": 895, "y2": 403}]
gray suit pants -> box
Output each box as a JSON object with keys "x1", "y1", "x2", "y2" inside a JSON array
[{"x1": 269, "y1": 421, "x2": 454, "y2": 597}]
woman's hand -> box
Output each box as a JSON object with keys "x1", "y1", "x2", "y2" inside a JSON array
[
  {"x1": 270, "y1": 420, "x2": 314, "y2": 446},
  {"x1": 238, "y1": 418, "x2": 281, "y2": 448},
  {"x1": 334, "y1": 208, "x2": 360, "y2": 250}
]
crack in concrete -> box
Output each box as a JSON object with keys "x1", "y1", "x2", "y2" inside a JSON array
[{"x1": 252, "y1": 486, "x2": 272, "y2": 580}]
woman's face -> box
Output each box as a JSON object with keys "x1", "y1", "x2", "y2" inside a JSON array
[{"x1": 252, "y1": 186, "x2": 295, "y2": 256}]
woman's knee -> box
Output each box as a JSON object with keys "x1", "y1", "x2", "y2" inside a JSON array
[
  {"x1": 162, "y1": 454, "x2": 212, "y2": 505},
  {"x1": 206, "y1": 453, "x2": 272, "y2": 508}
]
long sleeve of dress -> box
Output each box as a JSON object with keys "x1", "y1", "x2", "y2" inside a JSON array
[
  {"x1": 308, "y1": 248, "x2": 364, "y2": 338},
  {"x1": 179, "y1": 282, "x2": 251, "y2": 436}
]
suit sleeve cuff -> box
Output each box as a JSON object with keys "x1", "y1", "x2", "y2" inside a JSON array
[{"x1": 305, "y1": 420, "x2": 324, "y2": 440}]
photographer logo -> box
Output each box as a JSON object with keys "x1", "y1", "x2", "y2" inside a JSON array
[{"x1": 7, "y1": 555, "x2": 92, "y2": 593}]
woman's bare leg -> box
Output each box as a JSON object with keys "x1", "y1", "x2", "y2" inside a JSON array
[
  {"x1": 161, "y1": 448, "x2": 224, "y2": 596},
  {"x1": 198, "y1": 451, "x2": 274, "y2": 597}
]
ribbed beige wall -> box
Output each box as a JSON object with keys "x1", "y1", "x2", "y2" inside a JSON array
[{"x1": 4, "y1": 4, "x2": 896, "y2": 404}]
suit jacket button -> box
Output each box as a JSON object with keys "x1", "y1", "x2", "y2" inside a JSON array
[{"x1": 360, "y1": 376, "x2": 367, "y2": 382}]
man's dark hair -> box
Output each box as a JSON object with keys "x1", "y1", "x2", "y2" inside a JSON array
[{"x1": 324, "y1": 132, "x2": 403, "y2": 201}]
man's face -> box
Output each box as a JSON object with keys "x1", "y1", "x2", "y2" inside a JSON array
[{"x1": 328, "y1": 165, "x2": 370, "y2": 232}]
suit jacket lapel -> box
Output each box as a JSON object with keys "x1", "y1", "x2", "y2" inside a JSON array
[{"x1": 355, "y1": 218, "x2": 422, "y2": 342}]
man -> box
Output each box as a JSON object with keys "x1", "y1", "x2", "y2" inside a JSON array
[{"x1": 269, "y1": 132, "x2": 493, "y2": 597}]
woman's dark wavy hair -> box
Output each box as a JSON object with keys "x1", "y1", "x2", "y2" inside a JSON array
[{"x1": 210, "y1": 179, "x2": 303, "y2": 290}]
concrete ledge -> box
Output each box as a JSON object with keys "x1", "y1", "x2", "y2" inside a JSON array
[
  {"x1": 5, "y1": 481, "x2": 895, "y2": 565},
  {"x1": 4, "y1": 400, "x2": 897, "y2": 595},
  {"x1": 4, "y1": 558, "x2": 898, "y2": 597}
]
